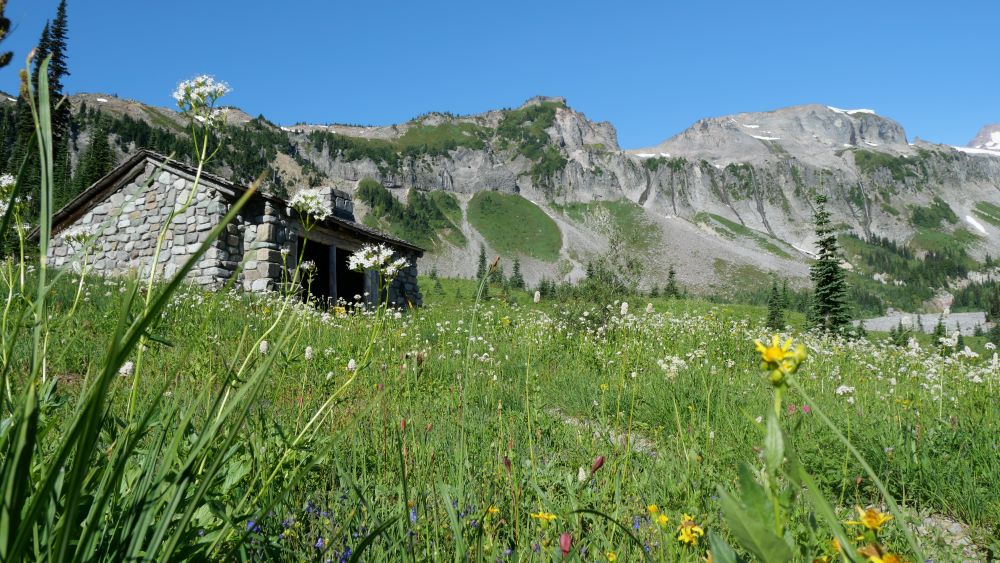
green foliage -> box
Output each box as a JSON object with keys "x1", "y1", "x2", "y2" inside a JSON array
[
  {"x1": 467, "y1": 191, "x2": 561, "y2": 261},
  {"x1": 509, "y1": 257, "x2": 525, "y2": 289},
  {"x1": 765, "y1": 281, "x2": 785, "y2": 329},
  {"x1": 910, "y1": 197, "x2": 958, "y2": 229},
  {"x1": 972, "y1": 201, "x2": 1000, "y2": 228},
  {"x1": 854, "y1": 149, "x2": 918, "y2": 181},
  {"x1": 71, "y1": 116, "x2": 115, "y2": 199},
  {"x1": 696, "y1": 213, "x2": 792, "y2": 259},
  {"x1": 307, "y1": 121, "x2": 489, "y2": 174},
  {"x1": 356, "y1": 178, "x2": 464, "y2": 248},
  {"x1": 556, "y1": 199, "x2": 661, "y2": 252},
  {"x1": 808, "y1": 195, "x2": 851, "y2": 332},
  {"x1": 495, "y1": 101, "x2": 568, "y2": 189}
]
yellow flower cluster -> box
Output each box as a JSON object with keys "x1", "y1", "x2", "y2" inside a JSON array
[
  {"x1": 676, "y1": 513, "x2": 705, "y2": 546},
  {"x1": 530, "y1": 511, "x2": 557, "y2": 527},
  {"x1": 754, "y1": 334, "x2": 807, "y2": 386},
  {"x1": 846, "y1": 507, "x2": 893, "y2": 532}
]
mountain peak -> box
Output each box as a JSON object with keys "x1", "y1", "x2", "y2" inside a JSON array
[
  {"x1": 969, "y1": 123, "x2": 1000, "y2": 151},
  {"x1": 634, "y1": 103, "x2": 908, "y2": 166}
]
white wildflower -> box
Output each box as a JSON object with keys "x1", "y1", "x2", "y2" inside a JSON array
[
  {"x1": 259, "y1": 340, "x2": 269, "y2": 355},
  {"x1": 0, "y1": 173, "x2": 14, "y2": 188},
  {"x1": 289, "y1": 188, "x2": 332, "y2": 223},
  {"x1": 577, "y1": 466, "x2": 587, "y2": 482},
  {"x1": 304, "y1": 346, "x2": 314, "y2": 361},
  {"x1": 645, "y1": 303, "x2": 653, "y2": 314},
  {"x1": 300, "y1": 260, "x2": 317, "y2": 273},
  {"x1": 347, "y1": 358, "x2": 357, "y2": 372},
  {"x1": 348, "y1": 243, "x2": 409, "y2": 281},
  {"x1": 119, "y1": 361, "x2": 134, "y2": 377},
  {"x1": 835, "y1": 385, "x2": 855, "y2": 396},
  {"x1": 172, "y1": 75, "x2": 231, "y2": 125},
  {"x1": 533, "y1": 291, "x2": 541, "y2": 304},
  {"x1": 620, "y1": 302, "x2": 629, "y2": 316}
]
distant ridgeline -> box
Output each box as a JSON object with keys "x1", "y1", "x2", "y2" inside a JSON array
[{"x1": 5, "y1": 93, "x2": 1000, "y2": 317}]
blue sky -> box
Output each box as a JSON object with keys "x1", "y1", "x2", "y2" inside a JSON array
[{"x1": 1, "y1": 0, "x2": 996, "y2": 149}]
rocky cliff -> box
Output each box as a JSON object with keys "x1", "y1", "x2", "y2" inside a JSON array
[{"x1": 12, "y1": 93, "x2": 1000, "y2": 304}]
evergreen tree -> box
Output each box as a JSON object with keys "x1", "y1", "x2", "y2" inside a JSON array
[
  {"x1": 780, "y1": 279, "x2": 790, "y2": 309},
  {"x1": 476, "y1": 244, "x2": 487, "y2": 280},
  {"x1": 8, "y1": 22, "x2": 50, "y2": 182},
  {"x1": 808, "y1": 195, "x2": 850, "y2": 332},
  {"x1": 665, "y1": 265, "x2": 679, "y2": 298},
  {"x1": 933, "y1": 314, "x2": 945, "y2": 338},
  {"x1": 510, "y1": 257, "x2": 525, "y2": 289},
  {"x1": 650, "y1": 284, "x2": 660, "y2": 298},
  {"x1": 489, "y1": 262, "x2": 504, "y2": 285},
  {"x1": 71, "y1": 115, "x2": 114, "y2": 199},
  {"x1": 766, "y1": 280, "x2": 785, "y2": 330}
]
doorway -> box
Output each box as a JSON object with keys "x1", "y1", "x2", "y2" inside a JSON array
[
  {"x1": 298, "y1": 237, "x2": 332, "y2": 303},
  {"x1": 335, "y1": 246, "x2": 367, "y2": 304}
]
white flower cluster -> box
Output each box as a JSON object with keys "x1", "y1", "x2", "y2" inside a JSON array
[
  {"x1": 60, "y1": 224, "x2": 95, "y2": 249},
  {"x1": 172, "y1": 75, "x2": 231, "y2": 125},
  {"x1": 0, "y1": 173, "x2": 14, "y2": 188},
  {"x1": 300, "y1": 260, "x2": 317, "y2": 273},
  {"x1": 348, "y1": 243, "x2": 409, "y2": 280},
  {"x1": 288, "y1": 188, "x2": 332, "y2": 223}
]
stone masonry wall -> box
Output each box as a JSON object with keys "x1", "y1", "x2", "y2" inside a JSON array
[{"x1": 50, "y1": 161, "x2": 230, "y2": 285}]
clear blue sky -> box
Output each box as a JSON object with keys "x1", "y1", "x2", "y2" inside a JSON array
[{"x1": 1, "y1": 0, "x2": 996, "y2": 149}]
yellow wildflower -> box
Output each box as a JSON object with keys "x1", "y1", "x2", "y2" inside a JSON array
[
  {"x1": 606, "y1": 551, "x2": 617, "y2": 562},
  {"x1": 647, "y1": 504, "x2": 659, "y2": 515},
  {"x1": 530, "y1": 511, "x2": 557, "y2": 527},
  {"x1": 677, "y1": 514, "x2": 705, "y2": 546},
  {"x1": 858, "y1": 543, "x2": 902, "y2": 563},
  {"x1": 846, "y1": 507, "x2": 893, "y2": 532},
  {"x1": 754, "y1": 334, "x2": 807, "y2": 386},
  {"x1": 600, "y1": 383, "x2": 609, "y2": 392},
  {"x1": 487, "y1": 506, "x2": 499, "y2": 515},
  {"x1": 501, "y1": 316, "x2": 511, "y2": 327},
  {"x1": 333, "y1": 306, "x2": 347, "y2": 318},
  {"x1": 655, "y1": 513, "x2": 670, "y2": 528}
]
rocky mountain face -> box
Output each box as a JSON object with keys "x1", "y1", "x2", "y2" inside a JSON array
[
  {"x1": 969, "y1": 124, "x2": 1000, "y2": 151},
  {"x1": 16, "y1": 92, "x2": 1000, "y2": 306}
]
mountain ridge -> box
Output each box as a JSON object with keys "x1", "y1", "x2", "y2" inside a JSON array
[{"x1": 5, "y1": 91, "x2": 1000, "y2": 313}]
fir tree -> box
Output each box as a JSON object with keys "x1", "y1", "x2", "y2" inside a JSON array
[
  {"x1": 808, "y1": 195, "x2": 850, "y2": 332},
  {"x1": 933, "y1": 314, "x2": 945, "y2": 338},
  {"x1": 766, "y1": 280, "x2": 785, "y2": 330},
  {"x1": 510, "y1": 257, "x2": 525, "y2": 289},
  {"x1": 476, "y1": 244, "x2": 487, "y2": 280},
  {"x1": 665, "y1": 265, "x2": 679, "y2": 298},
  {"x1": 71, "y1": 115, "x2": 114, "y2": 200},
  {"x1": 650, "y1": 284, "x2": 660, "y2": 298},
  {"x1": 489, "y1": 261, "x2": 504, "y2": 285}
]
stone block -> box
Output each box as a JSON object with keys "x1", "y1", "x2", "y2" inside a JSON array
[{"x1": 251, "y1": 278, "x2": 271, "y2": 292}]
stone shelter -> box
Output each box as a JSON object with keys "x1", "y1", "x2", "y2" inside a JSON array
[{"x1": 47, "y1": 150, "x2": 424, "y2": 306}]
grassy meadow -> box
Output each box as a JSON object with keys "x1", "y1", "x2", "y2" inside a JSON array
[{"x1": 11, "y1": 270, "x2": 998, "y2": 561}]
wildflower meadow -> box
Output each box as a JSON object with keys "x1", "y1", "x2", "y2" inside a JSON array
[{"x1": 0, "y1": 57, "x2": 997, "y2": 562}]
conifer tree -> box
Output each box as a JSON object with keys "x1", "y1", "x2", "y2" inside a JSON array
[
  {"x1": 808, "y1": 195, "x2": 850, "y2": 332},
  {"x1": 489, "y1": 261, "x2": 504, "y2": 285},
  {"x1": 650, "y1": 284, "x2": 659, "y2": 298},
  {"x1": 766, "y1": 280, "x2": 785, "y2": 330},
  {"x1": 510, "y1": 257, "x2": 525, "y2": 289},
  {"x1": 665, "y1": 265, "x2": 679, "y2": 298},
  {"x1": 72, "y1": 115, "x2": 114, "y2": 199},
  {"x1": 476, "y1": 244, "x2": 487, "y2": 280},
  {"x1": 933, "y1": 314, "x2": 945, "y2": 338}
]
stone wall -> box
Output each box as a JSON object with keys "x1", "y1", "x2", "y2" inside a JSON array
[
  {"x1": 50, "y1": 162, "x2": 229, "y2": 285},
  {"x1": 387, "y1": 253, "x2": 422, "y2": 307}
]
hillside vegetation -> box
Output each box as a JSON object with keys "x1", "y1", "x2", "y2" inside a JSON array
[{"x1": 467, "y1": 191, "x2": 562, "y2": 261}]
